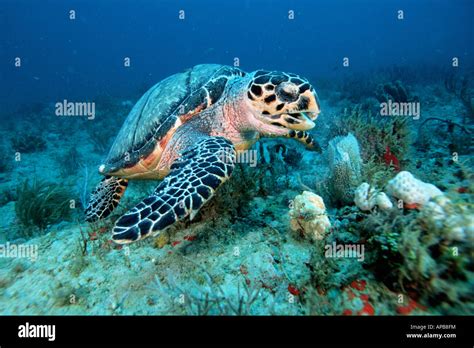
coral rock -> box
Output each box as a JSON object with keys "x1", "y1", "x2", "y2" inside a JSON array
[
  {"x1": 289, "y1": 191, "x2": 331, "y2": 240},
  {"x1": 386, "y1": 171, "x2": 443, "y2": 206}
]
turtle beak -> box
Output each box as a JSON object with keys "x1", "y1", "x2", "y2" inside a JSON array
[
  {"x1": 267, "y1": 89, "x2": 321, "y2": 131},
  {"x1": 267, "y1": 110, "x2": 319, "y2": 131},
  {"x1": 277, "y1": 112, "x2": 317, "y2": 130}
]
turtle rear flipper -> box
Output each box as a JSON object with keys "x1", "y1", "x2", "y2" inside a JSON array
[
  {"x1": 112, "y1": 136, "x2": 235, "y2": 244},
  {"x1": 85, "y1": 176, "x2": 128, "y2": 222}
]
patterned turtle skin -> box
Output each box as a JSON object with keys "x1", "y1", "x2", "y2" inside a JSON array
[{"x1": 85, "y1": 64, "x2": 321, "y2": 244}]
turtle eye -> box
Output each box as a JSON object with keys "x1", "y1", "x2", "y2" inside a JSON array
[{"x1": 276, "y1": 82, "x2": 299, "y2": 102}]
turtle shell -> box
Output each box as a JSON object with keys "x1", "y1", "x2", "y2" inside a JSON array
[{"x1": 103, "y1": 64, "x2": 245, "y2": 173}]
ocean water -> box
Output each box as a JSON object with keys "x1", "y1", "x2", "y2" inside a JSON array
[{"x1": 0, "y1": 0, "x2": 473, "y2": 316}]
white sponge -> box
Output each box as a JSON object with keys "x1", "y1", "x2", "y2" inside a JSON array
[
  {"x1": 386, "y1": 171, "x2": 442, "y2": 206},
  {"x1": 354, "y1": 183, "x2": 393, "y2": 211}
]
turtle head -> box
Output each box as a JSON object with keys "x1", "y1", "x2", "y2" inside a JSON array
[{"x1": 245, "y1": 70, "x2": 320, "y2": 134}]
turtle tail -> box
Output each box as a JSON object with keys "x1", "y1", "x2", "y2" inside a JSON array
[{"x1": 85, "y1": 175, "x2": 128, "y2": 222}]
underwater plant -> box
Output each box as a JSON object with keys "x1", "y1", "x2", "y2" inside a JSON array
[
  {"x1": 374, "y1": 80, "x2": 419, "y2": 105},
  {"x1": 15, "y1": 179, "x2": 73, "y2": 233},
  {"x1": 11, "y1": 133, "x2": 47, "y2": 153},
  {"x1": 334, "y1": 106, "x2": 410, "y2": 163},
  {"x1": 148, "y1": 262, "x2": 263, "y2": 315},
  {"x1": 255, "y1": 140, "x2": 305, "y2": 195},
  {"x1": 201, "y1": 163, "x2": 256, "y2": 219},
  {"x1": 444, "y1": 72, "x2": 473, "y2": 121},
  {"x1": 359, "y1": 155, "x2": 395, "y2": 189}
]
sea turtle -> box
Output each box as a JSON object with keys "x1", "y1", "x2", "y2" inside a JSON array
[{"x1": 85, "y1": 64, "x2": 321, "y2": 244}]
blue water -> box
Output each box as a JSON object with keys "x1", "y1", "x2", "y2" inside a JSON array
[{"x1": 1, "y1": 0, "x2": 472, "y2": 112}]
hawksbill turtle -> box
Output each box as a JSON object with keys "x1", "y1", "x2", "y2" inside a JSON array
[{"x1": 85, "y1": 64, "x2": 321, "y2": 244}]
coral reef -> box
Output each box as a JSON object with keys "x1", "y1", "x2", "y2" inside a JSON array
[
  {"x1": 349, "y1": 193, "x2": 474, "y2": 314},
  {"x1": 289, "y1": 191, "x2": 331, "y2": 240}
]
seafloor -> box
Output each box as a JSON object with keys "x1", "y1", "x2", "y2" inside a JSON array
[{"x1": 0, "y1": 67, "x2": 473, "y2": 315}]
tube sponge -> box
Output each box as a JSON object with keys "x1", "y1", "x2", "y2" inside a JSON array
[{"x1": 327, "y1": 133, "x2": 362, "y2": 205}]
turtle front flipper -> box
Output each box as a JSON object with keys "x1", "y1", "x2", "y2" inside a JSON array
[
  {"x1": 85, "y1": 176, "x2": 128, "y2": 222},
  {"x1": 112, "y1": 136, "x2": 235, "y2": 244},
  {"x1": 286, "y1": 130, "x2": 321, "y2": 152}
]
